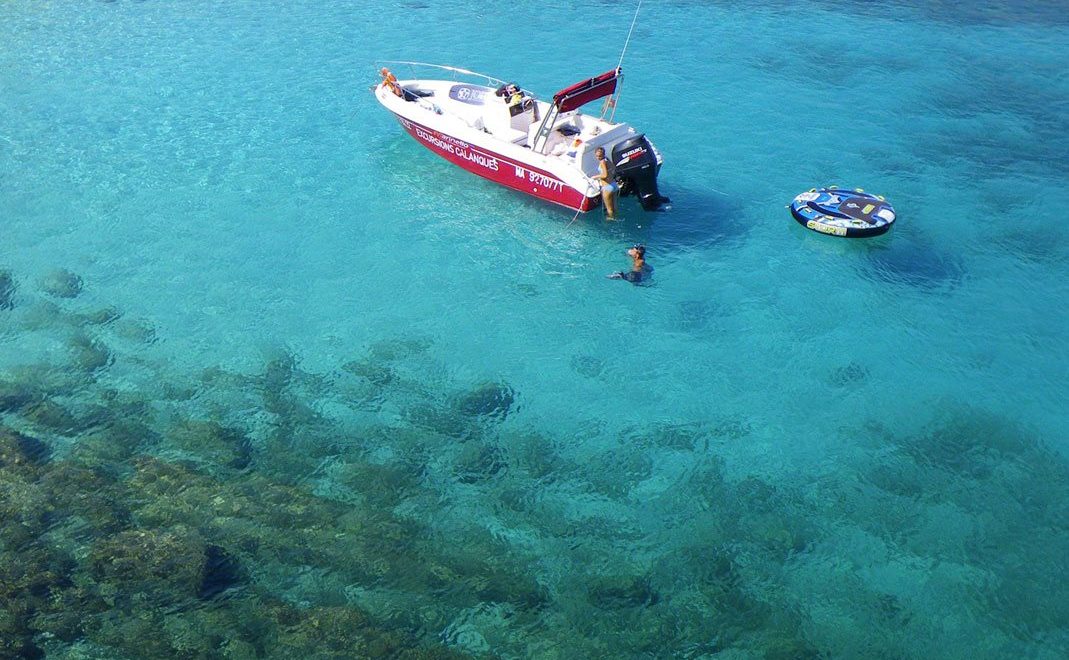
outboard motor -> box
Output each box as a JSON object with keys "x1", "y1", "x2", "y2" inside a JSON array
[{"x1": 612, "y1": 134, "x2": 670, "y2": 211}]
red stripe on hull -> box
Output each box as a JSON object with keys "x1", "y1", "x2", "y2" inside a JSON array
[{"x1": 392, "y1": 114, "x2": 594, "y2": 212}]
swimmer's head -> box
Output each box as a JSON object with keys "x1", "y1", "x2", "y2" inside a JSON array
[{"x1": 629, "y1": 244, "x2": 645, "y2": 258}]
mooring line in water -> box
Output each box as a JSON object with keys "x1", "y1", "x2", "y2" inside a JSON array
[{"x1": 563, "y1": 207, "x2": 582, "y2": 229}]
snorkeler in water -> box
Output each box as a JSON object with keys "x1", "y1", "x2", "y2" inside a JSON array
[{"x1": 608, "y1": 244, "x2": 650, "y2": 284}]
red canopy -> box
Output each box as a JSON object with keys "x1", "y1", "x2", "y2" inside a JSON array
[{"x1": 552, "y1": 68, "x2": 620, "y2": 112}]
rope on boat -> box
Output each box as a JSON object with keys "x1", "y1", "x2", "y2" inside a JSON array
[
  {"x1": 609, "y1": 0, "x2": 643, "y2": 123},
  {"x1": 616, "y1": 0, "x2": 643, "y2": 72}
]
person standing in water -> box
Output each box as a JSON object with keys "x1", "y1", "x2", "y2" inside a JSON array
[
  {"x1": 594, "y1": 147, "x2": 619, "y2": 220},
  {"x1": 608, "y1": 244, "x2": 649, "y2": 284}
]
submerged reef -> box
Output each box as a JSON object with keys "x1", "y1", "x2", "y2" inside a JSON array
[
  {"x1": 0, "y1": 426, "x2": 475, "y2": 659},
  {"x1": 0, "y1": 268, "x2": 16, "y2": 309},
  {"x1": 454, "y1": 382, "x2": 516, "y2": 421},
  {"x1": 38, "y1": 268, "x2": 84, "y2": 299},
  {"x1": 1, "y1": 265, "x2": 1068, "y2": 657}
]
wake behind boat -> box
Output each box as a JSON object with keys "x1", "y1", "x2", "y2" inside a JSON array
[{"x1": 372, "y1": 62, "x2": 668, "y2": 214}]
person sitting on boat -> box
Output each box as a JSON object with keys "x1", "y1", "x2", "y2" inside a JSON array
[
  {"x1": 594, "y1": 147, "x2": 619, "y2": 220},
  {"x1": 608, "y1": 245, "x2": 649, "y2": 284},
  {"x1": 496, "y1": 82, "x2": 534, "y2": 116},
  {"x1": 495, "y1": 82, "x2": 521, "y2": 103},
  {"x1": 380, "y1": 67, "x2": 402, "y2": 97}
]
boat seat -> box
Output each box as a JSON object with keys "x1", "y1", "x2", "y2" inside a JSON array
[
  {"x1": 482, "y1": 104, "x2": 529, "y2": 145},
  {"x1": 497, "y1": 127, "x2": 529, "y2": 145}
]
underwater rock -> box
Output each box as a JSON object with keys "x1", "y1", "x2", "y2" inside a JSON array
[
  {"x1": 39, "y1": 268, "x2": 83, "y2": 298},
  {"x1": 198, "y1": 365, "x2": 247, "y2": 390},
  {"x1": 472, "y1": 571, "x2": 550, "y2": 612},
  {"x1": 0, "y1": 378, "x2": 41, "y2": 414},
  {"x1": 0, "y1": 479, "x2": 50, "y2": 551},
  {"x1": 0, "y1": 426, "x2": 51, "y2": 470},
  {"x1": 455, "y1": 381, "x2": 516, "y2": 421},
  {"x1": 267, "y1": 603, "x2": 465, "y2": 659},
  {"x1": 168, "y1": 419, "x2": 253, "y2": 470},
  {"x1": 637, "y1": 422, "x2": 711, "y2": 451},
  {"x1": 78, "y1": 305, "x2": 122, "y2": 326},
  {"x1": 38, "y1": 462, "x2": 131, "y2": 534},
  {"x1": 19, "y1": 300, "x2": 63, "y2": 331},
  {"x1": 685, "y1": 545, "x2": 770, "y2": 632},
  {"x1": 570, "y1": 354, "x2": 605, "y2": 379},
  {"x1": 112, "y1": 317, "x2": 157, "y2": 344},
  {"x1": 711, "y1": 417, "x2": 752, "y2": 441},
  {"x1": 88, "y1": 527, "x2": 208, "y2": 605},
  {"x1": 366, "y1": 336, "x2": 432, "y2": 362},
  {"x1": 828, "y1": 362, "x2": 869, "y2": 387},
  {"x1": 864, "y1": 242, "x2": 964, "y2": 290},
  {"x1": 68, "y1": 331, "x2": 113, "y2": 373},
  {"x1": 127, "y1": 456, "x2": 344, "y2": 547},
  {"x1": 8, "y1": 363, "x2": 85, "y2": 398},
  {"x1": 896, "y1": 408, "x2": 1033, "y2": 479},
  {"x1": 454, "y1": 442, "x2": 508, "y2": 483},
  {"x1": 406, "y1": 403, "x2": 477, "y2": 440},
  {"x1": 587, "y1": 574, "x2": 660, "y2": 609},
  {"x1": 342, "y1": 359, "x2": 396, "y2": 388},
  {"x1": 197, "y1": 544, "x2": 244, "y2": 599},
  {"x1": 506, "y1": 431, "x2": 564, "y2": 480},
  {"x1": 98, "y1": 387, "x2": 152, "y2": 420},
  {"x1": 21, "y1": 398, "x2": 79, "y2": 434},
  {"x1": 757, "y1": 630, "x2": 824, "y2": 660},
  {"x1": 69, "y1": 419, "x2": 155, "y2": 468},
  {"x1": 330, "y1": 460, "x2": 422, "y2": 508},
  {"x1": 0, "y1": 268, "x2": 16, "y2": 309},
  {"x1": 0, "y1": 430, "x2": 52, "y2": 542},
  {"x1": 733, "y1": 476, "x2": 780, "y2": 515},
  {"x1": 0, "y1": 541, "x2": 75, "y2": 660},
  {"x1": 512, "y1": 281, "x2": 540, "y2": 298},
  {"x1": 259, "y1": 348, "x2": 313, "y2": 423},
  {"x1": 585, "y1": 449, "x2": 653, "y2": 498},
  {"x1": 262, "y1": 347, "x2": 297, "y2": 393},
  {"x1": 68, "y1": 402, "x2": 117, "y2": 434},
  {"x1": 749, "y1": 513, "x2": 808, "y2": 558}
]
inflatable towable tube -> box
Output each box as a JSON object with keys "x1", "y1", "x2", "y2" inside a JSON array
[{"x1": 790, "y1": 188, "x2": 895, "y2": 238}]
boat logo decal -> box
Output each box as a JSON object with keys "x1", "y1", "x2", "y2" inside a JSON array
[
  {"x1": 448, "y1": 84, "x2": 489, "y2": 105},
  {"x1": 619, "y1": 146, "x2": 646, "y2": 163}
]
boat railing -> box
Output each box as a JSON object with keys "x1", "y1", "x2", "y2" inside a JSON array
[{"x1": 381, "y1": 61, "x2": 512, "y2": 89}]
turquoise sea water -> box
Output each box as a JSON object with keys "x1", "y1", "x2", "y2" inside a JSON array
[{"x1": 2, "y1": 0, "x2": 1068, "y2": 657}]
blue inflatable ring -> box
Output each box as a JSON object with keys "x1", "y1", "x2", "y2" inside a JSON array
[{"x1": 790, "y1": 187, "x2": 895, "y2": 238}]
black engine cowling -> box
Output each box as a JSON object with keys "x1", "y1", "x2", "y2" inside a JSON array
[{"x1": 612, "y1": 135, "x2": 669, "y2": 211}]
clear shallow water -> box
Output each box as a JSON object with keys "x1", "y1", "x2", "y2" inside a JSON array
[{"x1": 1, "y1": 0, "x2": 1067, "y2": 657}]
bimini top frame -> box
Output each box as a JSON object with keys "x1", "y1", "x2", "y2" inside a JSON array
[{"x1": 531, "y1": 68, "x2": 621, "y2": 153}]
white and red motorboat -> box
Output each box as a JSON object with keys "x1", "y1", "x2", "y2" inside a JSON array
[{"x1": 372, "y1": 62, "x2": 668, "y2": 214}]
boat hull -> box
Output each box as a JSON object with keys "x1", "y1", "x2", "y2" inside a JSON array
[{"x1": 390, "y1": 112, "x2": 596, "y2": 212}]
